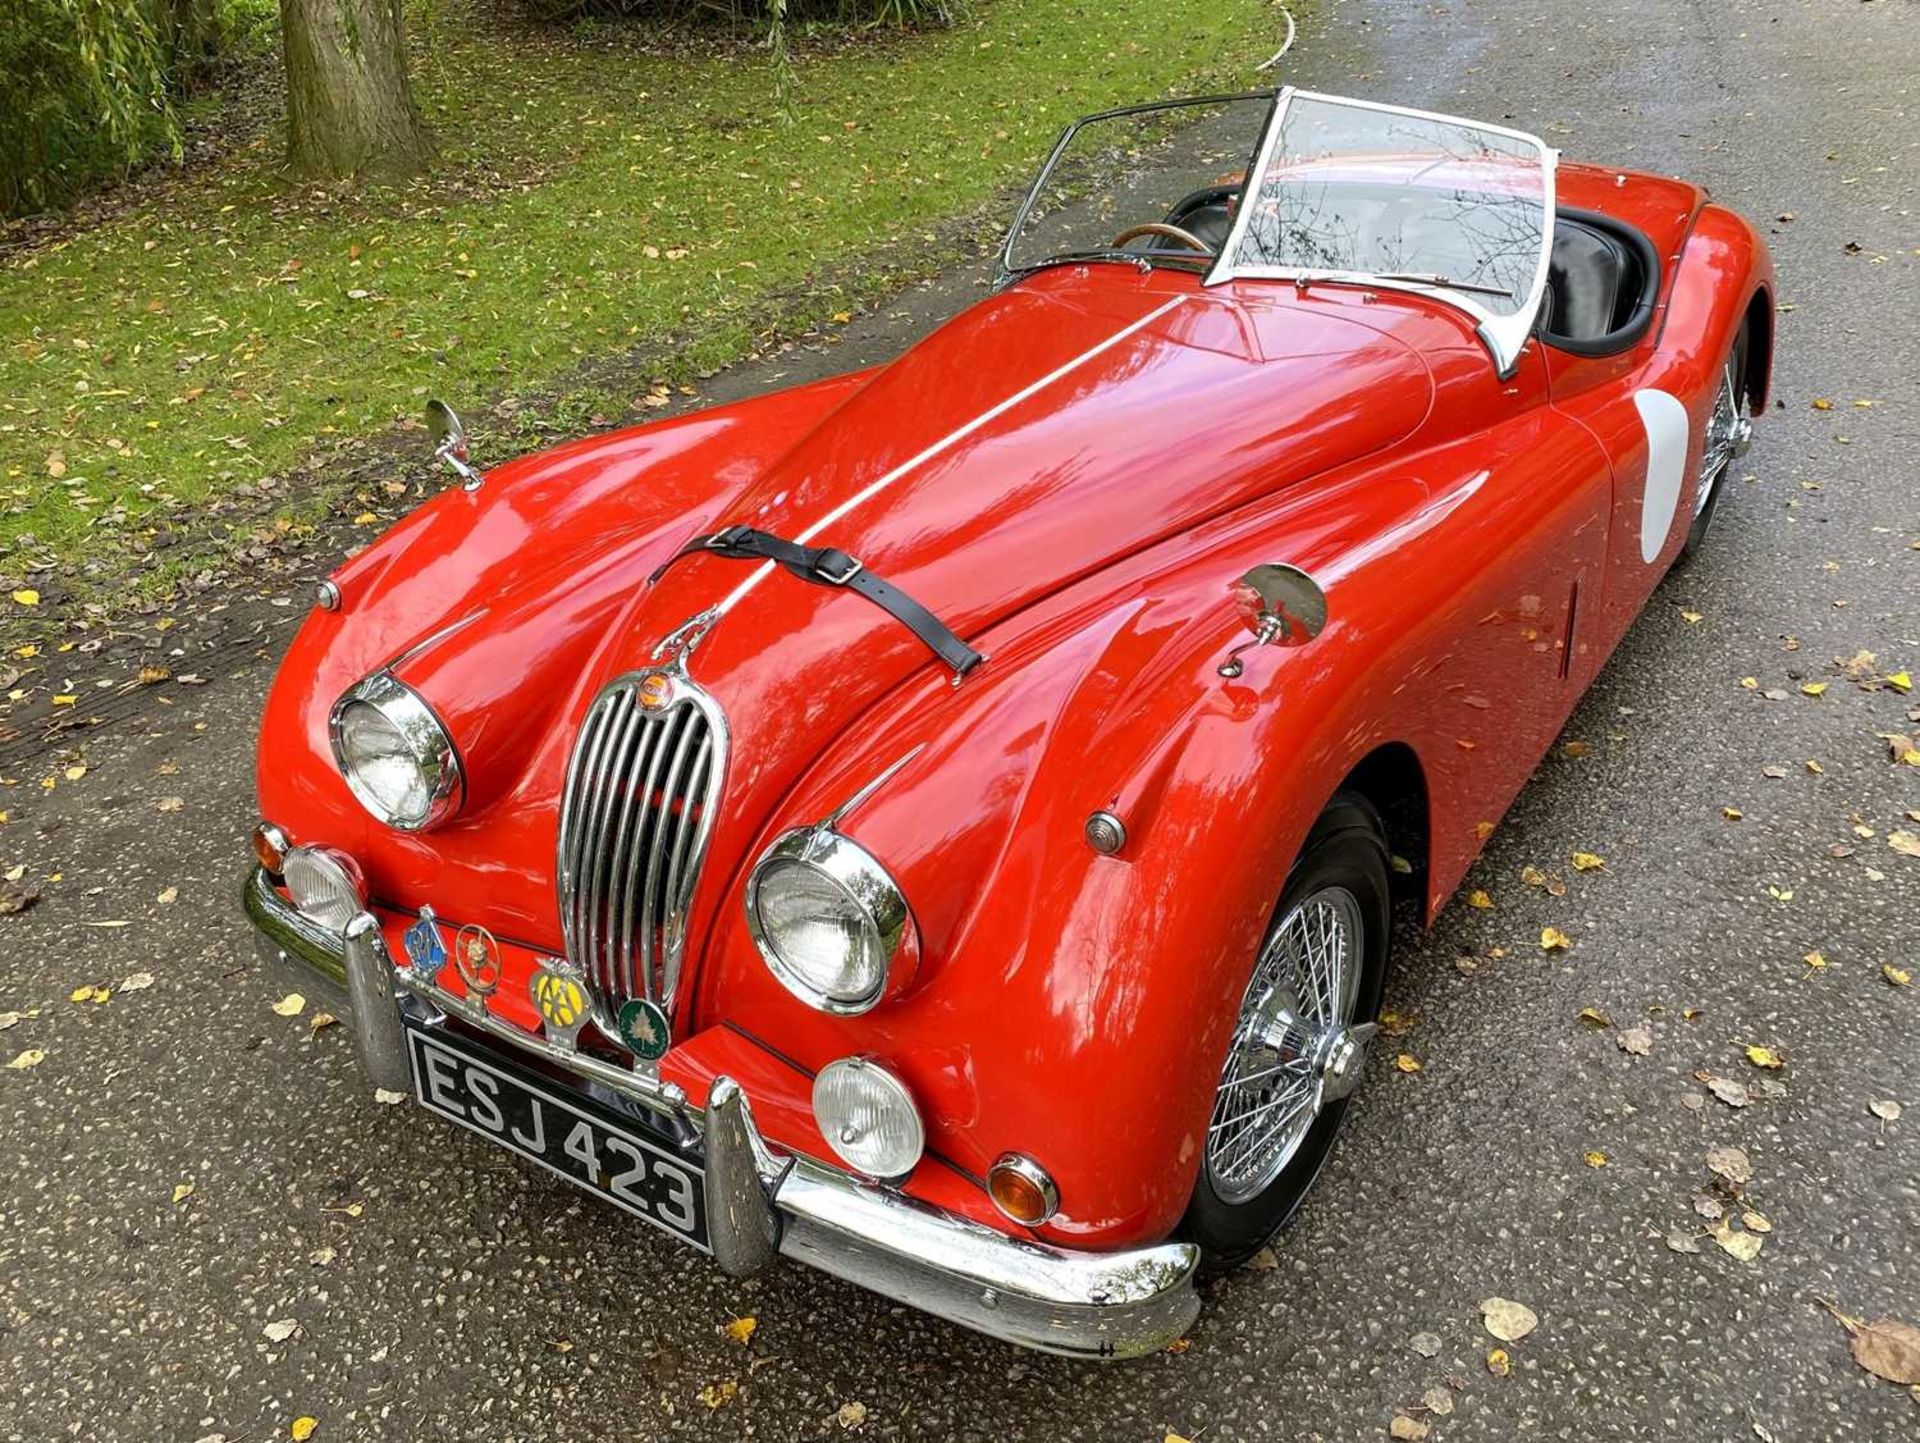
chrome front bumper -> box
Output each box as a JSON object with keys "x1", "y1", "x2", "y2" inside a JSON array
[{"x1": 243, "y1": 867, "x2": 1200, "y2": 1358}]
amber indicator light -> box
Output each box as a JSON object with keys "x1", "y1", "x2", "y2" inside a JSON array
[
  {"x1": 987, "y1": 1154, "x2": 1059, "y2": 1226},
  {"x1": 252, "y1": 822, "x2": 289, "y2": 875}
]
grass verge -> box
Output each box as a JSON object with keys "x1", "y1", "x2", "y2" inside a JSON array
[{"x1": 0, "y1": 0, "x2": 1280, "y2": 609}]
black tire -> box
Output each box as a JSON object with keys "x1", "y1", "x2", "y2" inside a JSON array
[
  {"x1": 1183, "y1": 793, "x2": 1391, "y2": 1269},
  {"x1": 1681, "y1": 321, "x2": 1752, "y2": 560}
]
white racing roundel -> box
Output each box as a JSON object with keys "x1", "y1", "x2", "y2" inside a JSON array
[{"x1": 1633, "y1": 389, "x2": 1690, "y2": 564}]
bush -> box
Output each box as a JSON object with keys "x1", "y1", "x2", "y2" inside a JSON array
[
  {"x1": 1, "y1": 0, "x2": 181, "y2": 218},
  {"x1": 517, "y1": 0, "x2": 960, "y2": 29}
]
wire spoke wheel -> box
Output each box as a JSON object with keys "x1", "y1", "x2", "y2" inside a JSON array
[
  {"x1": 1696, "y1": 353, "x2": 1752, "y2": 519},
  {"x1": 1204, "y1": 885, "x2": 1368, "y2": 1204}
]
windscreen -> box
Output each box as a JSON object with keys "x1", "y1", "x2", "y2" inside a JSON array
[
  {"x1": 1224, "y1": 92, "x2": 1551, "y2": 320},
  {"x1": 1003, "y1": 95, "x2": 1273, "y2": 274}
]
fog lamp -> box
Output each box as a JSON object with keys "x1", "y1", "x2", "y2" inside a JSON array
[
  {"x1": 988, "y1": 1152, "x2": 1060, "y2": 1227},
  {"x1": 283, "y1": 845, "x2": 366, "y2": 933},
  {"x1": 812, "y1": 1057, "x2": 924, "y2": 1181}
]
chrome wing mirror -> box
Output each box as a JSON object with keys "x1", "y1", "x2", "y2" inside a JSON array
[
  {"x1": 426, "y1": 398, "x2": 483, "y2": 491},
  {"x1": 1218, "y1": 563, "x2": 1327, "y2": 677}
]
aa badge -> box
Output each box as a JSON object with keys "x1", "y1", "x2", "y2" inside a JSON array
[
  {"x1": 617, "y1": 998, "x2": 671, "y2": 1062},
  {"x1": 530, "y1": 962, "x2": 591, "y2": 1044},
  {"x1": 402, "y1": 905, "x2": 448, "y2": 979},
  {"x1": 452, "y1": 924, "x2": 502, "y2": 998}
]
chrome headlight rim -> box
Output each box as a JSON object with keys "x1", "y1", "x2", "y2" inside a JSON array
[
  {"x1": 327, "y1": 671, "x2": 464, "y2": 832},
  {"x1": 744, "y1": 826, "x2": 917, "y2": 1016}
]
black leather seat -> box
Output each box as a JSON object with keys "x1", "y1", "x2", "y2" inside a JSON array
[
  {"x1": 1546, "y1": 218, "x2": 1633, "y2": 342},
  {"x1": 1541, "y1": 209, "x2": 1660, "y2": 353}
]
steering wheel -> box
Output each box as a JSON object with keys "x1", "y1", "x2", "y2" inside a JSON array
[{"x1": 1111, "y1": 222, "x2": 1216, "y2": 256}]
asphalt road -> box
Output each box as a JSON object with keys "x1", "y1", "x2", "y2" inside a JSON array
[{"x1": 4, "y1": 0, "x2": 1918, "y2": 1439}]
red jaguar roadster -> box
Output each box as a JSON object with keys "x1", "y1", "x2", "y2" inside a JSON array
[{"x1": 245, "y1": 88, "x2": 1773, "y2": 1357}]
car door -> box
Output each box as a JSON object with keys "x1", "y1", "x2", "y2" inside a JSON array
[{"x1": 1543, "y1": 341, "x2": 1692, "y2": 665}]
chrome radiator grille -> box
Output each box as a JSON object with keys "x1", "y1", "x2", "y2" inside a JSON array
[{"x1": 556, "y1": 672, "x2": 724, "y2": 1014}]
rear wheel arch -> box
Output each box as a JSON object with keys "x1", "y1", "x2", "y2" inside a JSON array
[{"x1": 1741, "y1": 285, "x2": 1774, "y2": 413}]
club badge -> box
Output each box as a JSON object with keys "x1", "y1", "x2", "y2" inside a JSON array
[
  {"x1": 402, "y1": 905, "x2": 448, "y2": 978},
  {"x1": 617, "y1": 998, "x2": 671, "y2": 1062},
  {"x1": 453, "y1": 923, "x2": 502, "y2": 998},
  {"x1": 530, "y1": 962, "x2": 591, "y2": 1044}
]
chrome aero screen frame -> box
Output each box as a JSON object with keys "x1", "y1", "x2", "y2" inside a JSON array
[
  {"x1": 1204, "y1": 87, "x2": 1558, "y2": 379},
  {"x1": 996, "y1": 90, "x2": 1279, "y2": 284}
]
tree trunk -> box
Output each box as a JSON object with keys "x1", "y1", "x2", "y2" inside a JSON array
[{"x1": 280, "y1": 0, "x2": 429, "y2": 181}]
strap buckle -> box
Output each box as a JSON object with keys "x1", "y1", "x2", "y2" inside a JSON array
[
  {"x1": 706, "y1": 525, "x2": 755, "y2": 553},
  {"x1": 810, "y1": 548, "x2": 863, "y2": 586}
]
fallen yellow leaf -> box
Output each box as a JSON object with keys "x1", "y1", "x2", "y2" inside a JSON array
[
  {"x1": 1467, "y1": 889, "x2": 1494, "y2": 910},
  {"x1": 723, "y1": 1316, "x2": 757, "y2": 1345},
  {"x1": 7, "y1": 1048, "x2": 47, "y2": 1070},
  {"x1": 1583, "y1": 1150, "x2": 1608, "y2": 1168},
  {"x1": 1394, "y1": 1053, "x2": 1423, "y2": 1074},
  {"x1": 172, "y1": 1180, "x2": 194, "y2": 1204},
  {"x1": 1486, "y1": 1347, "x2": 1511, "y2": 1377},
  {"x1": 1887, "y1": 671, "x2": 1912, "y2": 693},
  {"x1": 1571, "y1": 851, "x2": 1606, "y2": 872},
  {"x1": 1541, "y1": 926, "x2": 1573, "y2": 952},
  {"x1": 1801, "y1": 681, "x2": 1828, "y2": 697},
  {"x1": 1745, "y1": 1044, "x2": 1786, "y2": 1070},
  {"x1": 1803, "y1": 951, "x2": 1828, "y2": 969},
  {"x1": 271, "y1": 992, "x2": 306, "y2": 1017},
  {"x1": 1885, "y1": 965, "x2": 1912, "y2": 988},
  {"x1": 291, "y1": 1418, "x2": 318, "y2": 1441},
  {"x1": 9, "y1": 589, "x2": 38, "y2": 607}
]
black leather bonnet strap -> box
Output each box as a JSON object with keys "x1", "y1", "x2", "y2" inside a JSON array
[{"x1": 649, "y1": 525, "x2": 983, "y2": 676}]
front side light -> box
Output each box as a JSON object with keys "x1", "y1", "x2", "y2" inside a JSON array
[
  {"x1": 745, "y1": 827, "x2": 915, "y2": 1014},
  {"x1": 988, "y1": 1152, "x2": 1061, "y2": 1227},
  {"x1": 328, "y1": 672, "x2": 463, "y2": 831},
  {"x1": 813, "y1": 1057, "x2": 925, "y2": 1180},
  {"x1": 252, "y1": 821, "x2": 291, "y2": 875},
  {"x1": 283, "y1": 845, "x2": 366, "y2": 932}
]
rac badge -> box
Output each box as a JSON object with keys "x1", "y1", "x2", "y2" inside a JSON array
[
  {"x1": 617, "y1": 998, "x2": 671, "y2": 1062},
  {"x1": 530, "y1": 963, "x2": 591, "y2": 1045},
  {"x1": 402, "y1": 905, "x2": 448, "y2": 979},
  {"x1": 453, "y1": 923, "x2": 501, "y2": 998}
]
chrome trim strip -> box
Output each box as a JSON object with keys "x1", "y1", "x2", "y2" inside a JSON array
[
  {"x1": 823, "y1": 744, "x2": 927, "y2": 830},
  {"x1": 711, "y1": 296, "x2": 1188, "y2": 619},
  {"x1": 382, "y1": 610, "x2": 484, "y2": 674},
  {"x1": 244, "y1": 865, "x2": 1200, "y2": 1358}
]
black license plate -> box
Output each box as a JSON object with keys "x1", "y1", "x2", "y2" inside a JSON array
[{"x1": 405, "y1": 1025, "x2": 708, "y2": 1251}]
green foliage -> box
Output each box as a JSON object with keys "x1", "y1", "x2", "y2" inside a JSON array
[
  {"x1": 518, "y1": 0, "x2": 961, "y2": 28},
  {"x1": 0, "y1": 0, "x2": 1279, "y2": 568},
  {"x1": 0, "y1": 0, "x2": 277, "y2": 219},
  {"x1": 1, "y1": 0, "x2": 179, "y2": 217}
]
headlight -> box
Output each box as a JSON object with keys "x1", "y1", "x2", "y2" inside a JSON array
[
  {"x1": 328, "y1": 673, "x2": 462, "y2": 830},
  {"x1": 745, "y1": 827, "x2": 915, "y2": 1014},
  {"x1": 283, "y1": 845, "x2": 365, "y2": 932},
  {"x1": 813, "y1": 1057, "x2": 925, "y2": 1180}
]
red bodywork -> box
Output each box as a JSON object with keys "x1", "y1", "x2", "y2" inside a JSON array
[{"x1": 257, "y1": 160, "x2": 1774, "y2": 1249}]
